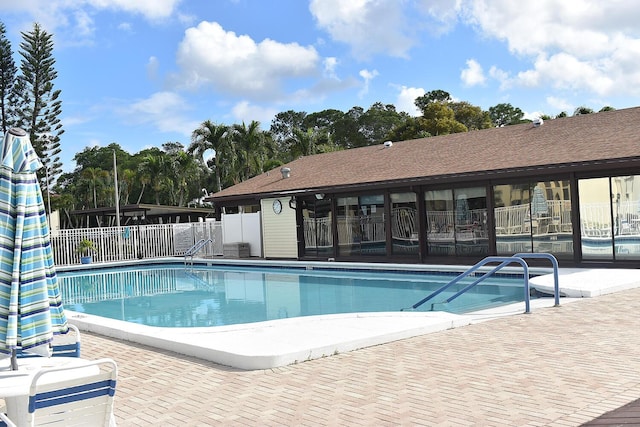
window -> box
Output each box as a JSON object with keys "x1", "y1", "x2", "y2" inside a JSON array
[
  {"x1": 390, "y1": 192, "x2": 418, "y2": 256},
  {"x1": 580, "y1": 175, "x2": 640, "y2": 260},
  {"x1": 336, "y1": 195, "x2": 386, "y2": 256},
  {"x1": 301, "y1": 198, "x2": 333, "y2": 257},
  {"x1": 494, "y1": 181, "x2": 573, "y2": 257},
  {"x1": 425, "y1": 189, "x2": 454, "y2": 256},
  {"x1": 425, "y1": 187, "x2": 488, "y2": 257}
]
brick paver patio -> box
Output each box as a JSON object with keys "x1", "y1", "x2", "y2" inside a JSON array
[{"x1": 78, "y1": 286, "x2": 640, "y2": 426}]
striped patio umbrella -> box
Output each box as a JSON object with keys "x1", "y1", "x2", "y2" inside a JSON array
[
  {"x1": 0, "y1": 128, "x2": 67, "y2": 370},
  {"x1": 531, "y1": 186, "x2": 549, "y2": 218}
]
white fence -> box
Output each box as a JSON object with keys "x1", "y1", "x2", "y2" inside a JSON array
[
  {"x1": 336, "y1": 216, "x2": 386, "y2": 245},
  {"x1": 303, "y1": 217, "x2": 333, "y2": 248},
  {"x1": 51, "y1": 221, "x2": 223, "y2": 267},
  {"x1": 221, "y1": 212, "x2": 263, "y2": 257},
  {"x1": 580, "y1": 200, "x2": 640, "y2": 236}
]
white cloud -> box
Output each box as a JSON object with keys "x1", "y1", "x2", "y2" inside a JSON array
[
  {"x1": 309, "y1": 0, "x2": 415, "y2": 59},
  {"x1": 488, "y1": 66, "x2": 509, "y2": 87},
  {"x1": 395, "y1": 86, "x2": 425, "y2": 117},
  {"x1": 86, "y1": 0, "x2": 180, "y2": 20},
  {"x1": 323, "y1": 57, "x2": 339, "y2": 80},
  {"x1": 415, "y1": 0, "x2": 463, "y2": 34},
  {"x1": 460, "y1": 0, "x2": 640, "y2": 97},
  {"x1": 175, "y1": 21, "x2": 320, "y2": 99},
  {"x1": 122, "y1": 91, "x2": 199, "y2": 135},
  {"x1": 407, "y1": 1, "x2": 640, "y2": 98},
  {"x1": 523, "y1": 110, "x2": 544, "y2": 121},
  {"x1": 72, "y1": 9, "x2": 94, "y2": 36},
  {"x1": 515, "y1": 53, "x2": 615, "y2": 95},
  {"x1": 146, "y1": 56, "x2": 159, "y2": 80},
  {"x1": 231, "y1": 101, "x2": 278, "y2": 126},
  {"x1": 358, "y1": 69, "x2": 379, "y2": 98},
  {"x1": 546, "y1": 96, "x2": 574, "y2": 113},
  {"x1": 460, "y1": 59, "x2": 485, "y2": 87},
  {"x1": 117, "y1": 22, "x2": 133, "y2": 32},
  {"x1": 0, "y1": 0, "x2": 181, "y2": 44}
]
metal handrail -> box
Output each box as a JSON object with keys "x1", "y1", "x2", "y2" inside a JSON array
[
  {"x1": 184, "y1": 238, "x2": 212, "y2": 265},
  {"x1": 405, "y1": 256, "x2": 532, "y2": 313},
  {"x1": 513, "y1": 253, "x2": 560, "y2": 307}
]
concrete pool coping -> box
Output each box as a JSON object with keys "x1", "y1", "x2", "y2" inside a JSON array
[{"x1": 62, "y1": 260, "x2": 640, "y2": 370}]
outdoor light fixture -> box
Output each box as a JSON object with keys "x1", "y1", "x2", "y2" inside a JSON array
[{"x1": 315, "y1": 193, "x2": 325, "y2": 200}]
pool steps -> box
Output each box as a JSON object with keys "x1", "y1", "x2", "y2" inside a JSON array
[{"x1": 406, "y1": 253, "x2": 559, "y2": 313}]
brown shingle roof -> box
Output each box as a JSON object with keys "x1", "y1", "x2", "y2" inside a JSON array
[{"x1": 212, "y1": 106, "x2": 640, "y2": 201}]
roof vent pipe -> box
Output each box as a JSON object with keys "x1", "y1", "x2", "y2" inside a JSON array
[
  {"x1": 383, "y1": 140, "x2": 393, "y2": 148},
  {"x1": 533, "y1": 118, "x2": 544, "y2": 127},
  {"x1": 281, "y1": 167, "x2": 291, "y2": 179}
]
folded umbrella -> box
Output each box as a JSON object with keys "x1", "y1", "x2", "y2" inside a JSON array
[{"x1": 0, "y1": 128, "x2": 67, "y2": 370}]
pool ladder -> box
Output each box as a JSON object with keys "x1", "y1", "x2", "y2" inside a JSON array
[
  {"x1": 184, "y1": 238, "x2": 213, "y2": 265},
  {"x1": 403, "y1": 253, "x2": 560, "y2": 314}
]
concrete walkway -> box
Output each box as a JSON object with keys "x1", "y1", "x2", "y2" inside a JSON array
[{"x1": 76, "y1": 279, "x2": 640, "y2": 425}]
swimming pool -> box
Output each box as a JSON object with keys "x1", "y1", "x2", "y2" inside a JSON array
[{"x1": 57, "y1": 262, "x2": 533, "y2": 328}]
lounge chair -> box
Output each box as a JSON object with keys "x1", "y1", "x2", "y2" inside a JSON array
[
  {"x1": 17, "y1": 324, "x2": 81, "y2": 358},
  {"x1": 0, "y1": 358, "x2": 117, "y2": 427}
]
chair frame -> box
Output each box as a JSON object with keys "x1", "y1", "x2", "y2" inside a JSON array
[
  {"x1": 17, "y1": 324, "x2": 81, "y2": 358},
  {"x1": 1, "y1": 358, "x2": 117, "y2": 427}
]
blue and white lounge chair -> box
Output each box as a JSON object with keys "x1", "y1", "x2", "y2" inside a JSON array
[
  {"x1": 17, "y1": 324, "x2": 81, "y2": 359},
  {"x1": 0, "y1": 358, "x2": 117, "y2": 427}
]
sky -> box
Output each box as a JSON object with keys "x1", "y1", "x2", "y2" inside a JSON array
[{"x1": 1, "y1": 0, "x2": 640, "y2": 173}]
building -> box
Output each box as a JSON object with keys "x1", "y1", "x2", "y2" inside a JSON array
[
  {"x1": 210, "y1": 107, "x2": 640, "y2": 267},
  {"x1": 68, "y1": 204, "x2": 216, "y2": 228}
]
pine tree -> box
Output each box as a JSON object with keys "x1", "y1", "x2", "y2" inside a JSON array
[
  {"x1": 12, "y1": 22, "x2": 64, "y2": 195},
  {"x1": 0, "y1": 22, "x2": 17, "y2": 134}
]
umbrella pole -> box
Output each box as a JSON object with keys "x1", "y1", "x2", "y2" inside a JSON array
[{"x1": 10, "y1": 349, "x2": 18, "y2": 370}]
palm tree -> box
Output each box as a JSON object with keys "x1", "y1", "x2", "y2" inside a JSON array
[
  {"x1": 138, "y1": 153, "x2": 168, "y2": 205},
  {"x1": 135, "y1": 165, "x2": 151, "y2": 204},
  {"x1": 291, "y1": 127, "x2": 318, "y2": 159},
  {"x1": 189, "y1": 120, "x2": 230, "y2": 193},
  {"x1": 230, "y1": 120, "x2": 275, "y2": 182},
  {"x1": 168, "y1": 150, "x2": 200, "y2": 206},
  {"x1": 80, "y1": 167, "x2": 109, "y2": 209},
  {"x1": 120, "y1": 168, "x2": 136, "y2": 205}
]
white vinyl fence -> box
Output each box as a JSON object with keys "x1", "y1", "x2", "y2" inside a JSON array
[{"x1": 51, "y1": 221, "x2": 223, "y2": 266}]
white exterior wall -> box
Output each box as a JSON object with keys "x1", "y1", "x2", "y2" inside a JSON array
[
  {"x1": 261, "y1": 197, "x2": 298, "y2": 259},
  {"x1": 221, "y1": 212, "x2": 262, "y2": 257}
]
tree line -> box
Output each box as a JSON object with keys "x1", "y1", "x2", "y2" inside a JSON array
[
  {"x1": 0, "y1": 21, "x2": 615, "y2": 228},
  {"x1": 0, "y1": 22, "x2": 63, "y2": 195}
]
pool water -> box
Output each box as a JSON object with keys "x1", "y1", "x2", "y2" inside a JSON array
[{"x1": 57, "y1": 264, "x2": 530, "y2": 328}]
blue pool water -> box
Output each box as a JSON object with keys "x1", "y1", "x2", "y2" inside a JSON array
[{"x1": 57, "y1": 264, "x2": 531, "y2": 328}]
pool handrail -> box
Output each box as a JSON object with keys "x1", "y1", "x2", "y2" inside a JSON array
[
  {"x1": 184, "y1": 238, "x2": 212, "y2": 265},
  {"x1": 513, "y1": 253, "x2": 560, "y2": 307},
  {"x1": 446, "y1": 253, "x2": 561, "y2": 308},
  {"x1": 406, "y1": 256, "x2": 532, "y2": 313}
]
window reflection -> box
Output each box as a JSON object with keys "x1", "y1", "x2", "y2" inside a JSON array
[
  {"x1": 390, "y1": 192, "x2": 419, "y2": 256},
  {"x1": 579, "y1": 178, "x2": 612, "y2": 259},
  {"x1": 425, "y1": 187, "x2": 488, "y2": 257},
  {"x1": 494, "y1": 180, "x2": 573, "y2": 257},
  {"x1": 425, "y1": 189, "x2": 454, "y2": 255},
  {"x1": 494, "y1": 183, "x2": 532, "y2": 254},
  {"x1": 302, "y1": 198, "x2": 333, "y2": 258},
  {"x1": 613, "y1": 176, "x2": 640, "y2": 260},
  {"x1": 337, "y1": 195, "x2": 386, "y2": 256},
  {"x1": 580, "y1": 176, "x2": 640, "y2": 260},
  {"x1": 532, "y1": 181, "x2": 573, "y2": 255},
  {"x1": 454, "y1": 187, "x2": 488, "y2": 256}
]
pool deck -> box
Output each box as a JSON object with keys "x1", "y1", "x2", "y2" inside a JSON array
[
  {"x1": 70, "y1": 266, "x2": 640, "y2": 425},
  {"x1": 67, "y1": 266, "x2": 640, "y2": 371}
]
